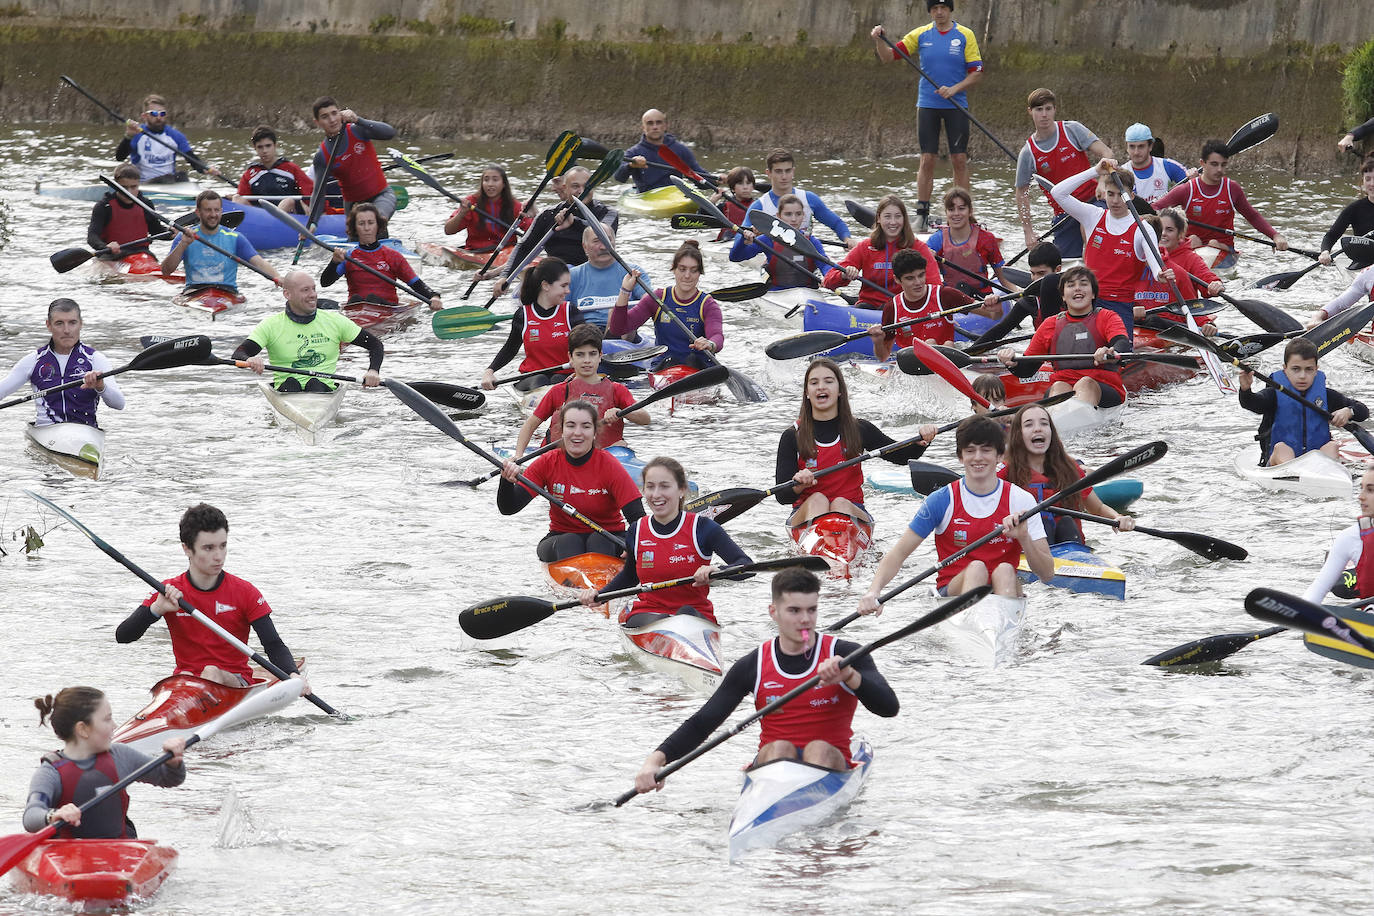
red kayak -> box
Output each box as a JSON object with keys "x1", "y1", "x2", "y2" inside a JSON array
[
  {"x1": 961, "y1": 337, "x2": 1201, "y2": 408},
  {"x1": 790, "y1": 512, "x2": 874, "y2": 580},
  {"x1": 341, "y1": 299, "x2": 420, "y2": 335},
  {"x1": 417, "y1": 241, "x2": 517, "y2": 271},
  {"x1": 91, "y1": 251, "x2": 183, "y2": 283},
  {"x1": 172, "y1": 285, "x2": 245, "y2": 319},
  {"x1": 112, "y1": 666, "x2": 302, "y2": 755},
  {"x1": 12, "y1": 838, "x2": 177, "y2": 908}
]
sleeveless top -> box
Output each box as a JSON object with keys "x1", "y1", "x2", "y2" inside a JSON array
[
  {"x1": 47, "y1": 750, "x2": 130, "y2": 839},
  {"x1": 1027, "y1": 122, "x2": 1094, "y2": 216},
  {"x1": 319, "y1": 124, "x2": 387, "y2": 202},
  {"x1": 520, "y1": 300, "x2": 574, "y2": 371},
  {"x1": 754, "y1": 634, "x2": 858, "y2": 765},
  {"x1": 795, "y1": 421, "x2": 863, "y2": 506},
  {"x1": 1180, "y1": 177, "x2": 1238, "y2": 248},
  {"x1": 891, "y1": 287, "x2": 955, "y2": 347},
  {"x1": 933, "y1": 480, "x2": 1020, "y2": 588},
  {"x1": 1083, "y1": 217, "x2": 1145, "y2": 302},
  {"x1": 628, "y1": 513, "x2": 715, "y2": 620},
  {"x1": 32, "y1": 343, "x2": 99, "y2": 427},
  {"x1": 652, "y1": 287, "x2": 708, "y2": 358}
]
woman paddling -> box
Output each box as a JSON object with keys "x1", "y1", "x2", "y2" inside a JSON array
[
  {"x1": 1303, "y1": 465, "x2": 1374, "y2": 604},
  {"x1": 928, "y1": 187, "x2": 1017, "y2": 300},
  {"x1": 1131, "y1": 209, "x2": 1223, "y2": 336},
  {"x1": 822, "y1": 194, "x2": 939, "y2": 307},
  {"x1": 498, "y1": 399, "x2": 644, "y2": 562},
  {"x1": 608, "y1": 241, "x2": 723, "y2": 369},
  {"x1": 320, "y1": 203, "x2": 441, "y2": 312},
  {"x1": 23, "y1": 687, "x2": 186, "y2": 838},
  {"x1": 580, "y1": 456, "x2": 751, "y2": 626},
  {"x1": 482, "y1": 257, "x2": 585, "y2": 391},
  {"x1": 728, "y1": 195, "x2": 835, "y2": 291},
  {"x1": 999, "y1": 403, "x2": 1134, "y2": 545},
  {"x1": 442, "y1": 165, "x2": 529, "y2": 252}
]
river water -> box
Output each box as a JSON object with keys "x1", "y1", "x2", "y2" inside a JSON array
[{"x1": 1, "y1": 123, "x2": 1372, "y2": 915}]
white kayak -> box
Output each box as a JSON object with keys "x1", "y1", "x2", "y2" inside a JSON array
[
  {"x1": 727, "y1": 738, "x2": 873, "y2": 862},
  {"x1": 259, "y1": 382, "x2": 345, "y2": 445},
  {"x1": 1232, "y1": 443, "x2": 1352, "y2": 499},
  {"x1": 25, "y1": 422, "x2": 104, "y2": 478},
  {"x1": 616, "y1": 612, "x2": 723, "y2": 695},
  {"x1": 1048, "y1": 396, "x2": 1126, "y2": 440},
  {"x1": 940, "y1": 591, "x2": 1026, "y2": 668}
]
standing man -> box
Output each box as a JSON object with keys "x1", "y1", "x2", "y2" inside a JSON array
[
  {"x1": 87, "y1": 164, "x2": 163, "y2": 260},
  {"x1": 614, "y1": 109, "x2": 712, "y2": 191},
  {"x1": 871, "y1": 2, "x2": 983, "y2": 232},
  {"x1": 1014, "y1": 88, "x2": 1113, "y2": 258},
  {"x1": 115, "y1": 93, "x2": 221, "y2": 184},
  {"x1": 161, "y1": 190, "x2": 280, "y2": 293},
  {"x1": 310, "y1": 97, "x2": 397, "y2": 220},
  {"x1": 1124, "y1": 123, "x2": 1191, "y2": 205},
  {"x1": 0, "y1": 299, "x2": 125, "y2": 429},
  {"x1": 233, "y1": 126, "x2": 314, "y2": 214},
  {"x1": 746, "y1": 149, "x2": 855, "y2": 248},
  {"x1": 568, "y1": 223, "x2": 651, "y2": 329}
]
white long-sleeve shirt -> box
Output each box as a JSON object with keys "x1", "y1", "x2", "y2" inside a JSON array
[
  {"x1": 1050, "y1": 166, "x2": 1163, "y2": 277},
  {"x1": 0, "y1": 347, "x2": 124, "y2": 425}
]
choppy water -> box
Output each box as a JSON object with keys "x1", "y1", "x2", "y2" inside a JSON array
[{"x1": 1, "y1": 123, "x2": 1373, "y2": 915}]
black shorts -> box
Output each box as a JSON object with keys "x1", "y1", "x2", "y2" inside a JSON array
[{"x1": 918, "y1": 107, "x2": 970, "y2": 156}]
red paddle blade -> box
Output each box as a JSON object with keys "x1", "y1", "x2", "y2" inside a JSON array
[
  {"x1": 0, "y1": 823, "x2": 57, "y2": 877},
  {"x1": 899, "y1": 341, "x2": 989, "y2": 406}
]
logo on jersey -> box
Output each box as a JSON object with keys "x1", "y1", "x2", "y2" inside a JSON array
[
  {"x1": 353, "y1": 143, "x2": 365, "y2": 155},
  {"x1": 1091, "y1": 234, "x2": 1104, "y2": 246},
  {"x1": 763, "y1": 680, "x2": 784, "y2": 689},
  {"x1": 551, "y1": 483, "x2": 565, "y2": 495},
  {"x1": 640, "y1": 550, "x2": 654, "y2": 568},
  {"x1": 213, "y1": 601, "x2": 235, "y2": 615},
  {"x1": 672, "y1": 543, "x2": 692, "y2": 551},
  {"x1": 953, "y1": 530, "x2": 968, "y2": 542},
  {"x1": 810, "y1": 695, "x2": 839, "y2": 707},
  {"x1": 570, "y1": 485, "x2": 585, "y2": 495}
]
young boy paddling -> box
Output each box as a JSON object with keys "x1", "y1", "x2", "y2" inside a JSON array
[
  {"x1": 311, "y1": 97, "x2": 397, "y2": 219},
  {"x1": 1237, "y1": 338, "x2": 1367, "y2": 467},
  {"x1": 867, "y1": 249, "x2": 974, "y2": 359},
  {"x1": 1014, "y1": 88, "x2": 1112, "y2": 258}
]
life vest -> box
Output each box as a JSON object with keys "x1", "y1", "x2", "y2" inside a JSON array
[
  {"x1": 938, "y1": 226, "x2": 994, "y2": 296},
  {"x1": 795, "y1": 422, "x2": 863, "y2": 506},
  {"x1": 48, "y1": 750, "x2": 131, "y2": 839},
  {"x1": 1027, "y1": 122, "x2": 1094, "y2": 216},
  {"x1": 1006, "y1": 466, "x2": 1084, "y2": 541},
  {"x1": 1083, "y1": 217, "x2": 1145, "y2": 302},
  {"x1": 100, "y1": 194, "x2": 151, "y2": 246},
  {"x1": 1355, "y1": 517, "x2": 1374, "y2": 597},
  {"x1": 520, "y1": 300, "x2": 574, "y2": 372},
  {"x1": 1269, "y1": 369, "x2": 1330, "y2": 457},
  {"x1": 342, "y1": 243, "x2": 408, "y2": 304},
  {"x1": 1049, "y1": 308, "x2": 1110, "y2": 370},
  {"x1": 627, "y1": 513, "x2": 715, "y2": 621},
  {"x1": 933, "y1": 480, "x2": 1021, "y2": 589},
  {"x1": 31, "y1": 343, "x2": 99, "y2": 427},
  {"x1": 1133, "y1": 157, "x2": 1174, "y2": 204},
  {"x1": 652, "y1": 287, "x2": 708, "y2": 358},
  {"x1": 243, "y1": 158, "x2": 304, "y2": 196},
  {"x1": 891, "y1": 286, "x2": 955, "y2": 347},
  {"x1": 754, "y1": 634, "x2": 859, "y2": 766},
  {"x1": 1180, "y1": 177, "x2": 1238, "y2": 249},
  {"x1": 764, "y1": 241, "x2": 820, "y2": 290},
  {"x1": 319, "y1": 124, "x2": 387, "y2": 202},
  {"x1": 543, "y1": 375, "x2": 626, "y2": 447}
]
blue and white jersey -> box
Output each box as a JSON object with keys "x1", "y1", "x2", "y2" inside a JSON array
[{"x1": 128, "y1": 126, "x2": 193, "y2": 181}]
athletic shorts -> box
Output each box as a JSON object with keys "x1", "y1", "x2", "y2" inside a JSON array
[
  {"x1": 918, "y1": 107, "x2": 970, "y2": 156},
  {"x1": 347, "y1": 184, "x2": 397, "y2": 221}
]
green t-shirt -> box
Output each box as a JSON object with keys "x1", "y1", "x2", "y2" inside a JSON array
[{"x1": 248, "y1": 309, "x2": 362, "y2": 390}]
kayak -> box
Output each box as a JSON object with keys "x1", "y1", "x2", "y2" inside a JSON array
[
  {"x1": 616, "y1": 185, "x2": 697, "y2": 220},
  {"x1": 727, "y1": 738, "x2": 873, "y2": 862},
  {"x1": 1048, "y1": 396, "x2": 1126, "y2": 440},
  {"x1": 1017, "y1": 540, "x2": 1126, "y2": 600},
  {"x1": 941, "y1": 590, "x2": 1026, "y2": 668},
  {"x1": 259, "y1": 381, "x2": 345, "y2": 445},
  {"x1": 88, "y1": 250, "x2": 182, "y2": 283},
  {"x1": 341, "y1": 299, "x2": 420, "y2": 334},
  {"x1": 543, "y1": 552, "x2": 624, "y2": 601},
  {"x1": 11, "y1": 838, "x2": 177, "y2": 908},
  {"x1": 173, "y1": 285, "x2": 245, "y2": 319},
  {"x1": 648, "y1": 364, "x2": 722, "y2": 411},
  {"x1": 219, "y1": 200, "x2": 346, "y2": 250},
  {"x1": 616, "y1": 612, "x2": 723, "y2": 695},
  {"x1": 868, "y1": 463, "x2": 1145, "y2": 513},
  {"x1": 1232, "y1": 443, "x2": 1351, "y2": 499},
  {"x1": 416, "y1": 241, "x2": 515, "y2": 271},
  {"x1": 789, "y1": 512, "x2": 873, "y2": 580},
  {"x1": 37, "y1": 178, "x2": 203, "y2": 203},
  {"x1": 24, "y1": 422, "x2": 103, "y2": 479},
  {"x1": 799, "y1": 299, "x2": 882, "y2": 359},
  {"x1": 1349, "y1": 331, "x2": 1374, "y2": 366},
  {"x1": 112, "y1": 665, "x2": 303, "y2": 754}
]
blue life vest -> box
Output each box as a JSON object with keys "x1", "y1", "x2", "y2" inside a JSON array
[
  {"x1": 652, "y1": 287, "x2": 707, "y2": 358},
  {"x1": 1269, "y1": 368, "x2": 1330, "y2": 458},
  {"x1": 182, "y1": 227, "x2": 243, "y2": 290},
  {"x1": 32, "y1": 343, "x2": 99, "y2": 427}
]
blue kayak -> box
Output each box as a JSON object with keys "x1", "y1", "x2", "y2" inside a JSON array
[
  {"x1": 801, "y1": 300, "x2": 882, "y2": 358},
  {"x1": 220, "y1": 201, "x2": 347, "y2": 250},
  {"x1": 1017, "y1": 541, "x2": 1126, "y2": 600}
]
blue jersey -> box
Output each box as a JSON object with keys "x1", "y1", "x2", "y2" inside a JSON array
[
  {"x1": 896, "y1": 22, "x2": 982, "y2": 110},
  {"x1": 172, "y1": 227, "x2": 258, "y2": 290},
  {"x1": 127, "y1": 126, "x2": 194, "y2": 181},
  {"x1": 569, "y1": 260, "x2": 652, "y2": 328}
]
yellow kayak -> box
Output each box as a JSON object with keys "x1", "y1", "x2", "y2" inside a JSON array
[{"x1": 616, "y1": 185, "x2": 698, "y2": 220}]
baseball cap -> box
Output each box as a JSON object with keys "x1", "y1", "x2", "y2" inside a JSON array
[
  {"x1": 1124, "y1": 123, "x2": 1153, "y2": 143},
  {"x1": 928, "y1": 0, "x2": 952, "y2": 10}
]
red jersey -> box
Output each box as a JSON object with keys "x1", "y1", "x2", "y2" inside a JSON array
[
  {"x1": 522, "y1": 447, "x2": 641, "y2": 534},
  {"x1": 933, "y1": 480, "x2": 1022, "y2": 588},
  {"x1": 796, "y1": 425, "x2": 863, "y2": 506},
  {"x1": 101, "y1": 198, "x2": 150, "y2": 246},
  {"x1": 320, "y1": 124, "x2": 387, "y2": 203},
  {"x1": 1357, "y1": 518, "x2": 1374, "y2": 597},
  {"x1": 450, "y1": 194, "x2": 526, "y2": 250},
  {"x1": 883, "y1": 285, "x2": 970, "y2": 347},
  {"x1": 823, "y1": 237, "x2": 941, "y2": 307},
  {"x1": 141, "y1": 571, "x2": 271, "y2": 680},
  {"x1": 754, "y1": 634, "x2": 859, "y2": 765},
  {"x1": 932, "y1": 225, "x2": 1003, "y2": 295},
  {"x1": 1026, "y1": 122, "x2": 1095, "y2": 216},
  {"x1": 533, "y1": 375, "x2": 636, "y2": 447},
  {"x1": 520, "y1": 300, "x2": 574, "y2": 372},
  {"x1": 343, "y1": 244, "x2": 419, "y2": 304},
  {"x1": 1026, "y1": 308, "x2": 1127, "y2": 397},
  {"x1": 1134, "y1": 246, "x2": 1219, "y2": 329},
  {"x1": 628, "y1": 513, "x2": 715, "y2": 621},
  {"x1": 1083, "y1": 215, "x2": 1146, "y2": 302}
]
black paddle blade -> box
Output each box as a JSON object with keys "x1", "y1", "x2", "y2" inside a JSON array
[
  {"x1": 1347, "y1": 423, "x2": 1374, "y2": 458},
  {"x1": 1303, "y1": 300, "x2": 1374, "y2": 357},
  {"x1": 131, "y1": 335, "x2": 212, "y2": 371},
  {"x1": 1225, "y1": 112, "x2": 1277, "y2": 157},
  {"x1": 932, "y1": 345, "x2": 973, "y2": 367},
  {"x1": 407, "y1": 381, "x2": 486, "y2": 411},
  {"x1": 1254, "y1": 263, "x2": 1317, "y2": 292},
  {"x1": 1341, "y1": 236, "x2": 1374, "y2": 264},
  {"x1": 1154, "y1": 324, "x2": 1211, "y2": 351},
  {"x1": 668, "y1": 176, "x2": 727, "y2": 225},
  {"x1": 682, "y1": 487, "x2": 767, "y2": 524},
  {"x1": 574, "y1": 138, "x2": 610, "y2": 159},
  {"x1": 1219, "y1": 333, "x2": 1286, "y2": 360},
  {"x1": 1147, "y1": 527, "x2": 1248, "y2": 561},
  {"x1": 1227, "y1": 296, "x2": 1301, "y2": 333},
  {"x1": 459, "y1": 595, "x2": 557, "y2": 639},
  {"x1": 909, "y1": 460, "x2": 960, "y2": 495},
  {"x1": 764, "y1": 331, "x2": 847, "y2": 360},
  {"x1": 50, "y1": 247, "x2": 94, "y2": 273},
  {"x1": 708, "y1": 281, "x2": 770, "y2": 303},
  {"x1": 1244, "y1": 588, "x2": 1374, "y2": 653},
  {"x1": 1141, "y1": 627, "x2": 1285, "y2": 667},
  {"x1": 723, "y1": 368, "x2": 769, "y2": 404},
  {"x1": 670, "y1": 213, "x2": 725, "y2": 232},
  {"x1": 602, "y1": 345, "x2": 666, "y2": 365},
  {"x1": 844, "y1": 199, "x2": 877, "y2": 229},
  {"x1": 894, "y1": 347, "x2": 937, "y2": 376},
  {"x1": 1128, "y1": 352, "x2": 1208, "y2": 369}
]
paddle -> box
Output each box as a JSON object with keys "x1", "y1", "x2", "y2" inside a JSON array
[
  {"x1": 570, "y1": 196, "x2": 767, "y2": 404},
  {"x1": 1244, "y1": 587, "x2": 1374, "y2": 655},
  {"x1": 431, "y1": 306, "x2": 515, "y2": 340},
  {"x1": 49, "y1": 210, "x2": 218, "y2": 273},
  {"x1": 215, "y1": 356, "x2": 484, "y2": 411},
  {"x1": 1185, "y1": 218, "x2": 1319, "y2": 259},
  {"x1": 24, "y1": 491, "x2": 340, "y2": 715},
  {"x1": 707, "y1": 281, "x2": 770, "y2": 303},
  {"x1": 1141, "y1": 626, "x2": 1288, "y2": 667},
  {"x1": 825, "y1": 439, "x2": 1168, "y2": 632},
  {"x1": 0, "y1": 336, "x2": 211, "y2": 411},
  {"x1": 891, "y1": 340, "x2": 991, "y2": 407},
  {"x1": 946, "y1": 347, "x2": 1202, "y2": 370},
  {"x1": 460, "y1": 556, "x2": 830, "y2": 639},
  {"x1": 1044, "y1": 507, "x2": 1246, "y2": 560},
  {"x1": 294, "y1": 126, "x2": 348, "y2": 265},
  {"x1": 611, "y1": 585, "x2": 991, "y2": 807},
  {"x1": 464, "y1": 131, "x2": 581, "y2": 298},
  {"x1": 1301, "y1": 299, "x2": 1374, "y2": 356},
  {"x1": 1254, "y1": 235, "x2": 1374, "y2": 291},
  {"x1": 453, "y1": 365, "x2": 730, "y2": 489},
  {"x1": 671, "y1": 210, "x2": 846, "y2": 249},
  {"x1": 764, "y1": 298, "x2": 991, "y2": 361},
  {"x1": 1179, "y1": 273, "x2": 1301, "y2": 333},
  {"x1": 1225, "y1": 112, "x2": 1279, "y2": 157},
  {"x1": 746, "y1": 209, "x2": 891, "y2": 299},
  {"x1": 0, "y1": 676, "x2": 304, "y2": 878}
]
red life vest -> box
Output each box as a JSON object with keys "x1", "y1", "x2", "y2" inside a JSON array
[
  {"x1": 1356, "y1": 518, "x2": 1374, "y2": 597},
  {"x1": 766, "y1": 241, "x2": 820, "y2": 289},
  {"x1": 343, "y1": 244, "x2": 413, "y2": 304},
  {"x1": 1000, "y1": 465, "x2": 1086, "y2": 541},
  {"x1": 1044, "y1": 308, "x2": 1126, "y2": 396},
  {"x1": 891, "y1": 286, "x2": 955, "y2": 347},
  {"x1": 933, "y1": 480, "x2": 1021, "y2": 588},
  {"x1": 320, "y1": 124, "x2": 387, "y2": 203},
  {"x1": 101, "y1": 196, "x2": 150, "y2": 246},
  {"x1": 49, "y1": 750, "x2": 131, "y2": 839},
  {"x1": 1083, "y1": 216, "x2": 1145, "y2": 302},
  {"x1": 796, "y1": 424, "x2": 863, "y2": 506},
  {"x1": 520, "y1": 300, "x2": 574, "y2": 372},
  {"x1": 754, "y1": 634, "x2": 858, "y2": 765},
  {"x1": 627, "y1": 513, "x2": 715, "y2": 621},
  {"x1": 1027, "y1": 122, "x2": 1094, "y2": 216},
  {"x1": 938, "y1": 226, "x2": 994, "y2": 295},
  {"x1": 1180, "y1": 177, "x2": 1238, "y2": 249}
]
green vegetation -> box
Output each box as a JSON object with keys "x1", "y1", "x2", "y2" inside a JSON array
[
  {"x1": 368, "y1": 13, "x2": 398, "y2": 34},
  {"x1": 1342, "y1": 38, "x2": 1374, "y2": 128}
]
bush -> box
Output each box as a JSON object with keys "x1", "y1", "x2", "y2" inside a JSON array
[{"x1": 1342, "y1": 38, "x2": 1374, "y2": 129}]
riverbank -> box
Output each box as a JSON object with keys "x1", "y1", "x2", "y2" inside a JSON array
[{"x1": 0, "y1": 23, "x2": 1357, "y2": 175}]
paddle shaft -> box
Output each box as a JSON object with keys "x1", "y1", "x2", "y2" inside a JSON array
[
  {"x1": 581, "y1": 557, "x2": 820, "y2": 609},
  {"x1": 55, "y1": 229, "x2": 173, "y2": 268},
  {"x1": 1186, "y1": 218, "x2": 1314, "y2": 258},
  {"x1": 295, "y1": 128, "x2": 348, "y2": 264},
  {"x1": 61, "y1": 76, "x2": 220, "y2": 180}
]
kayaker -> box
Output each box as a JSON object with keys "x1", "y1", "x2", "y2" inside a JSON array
[
  {"x1": 867, "y1": 249, "x2": 975, "y2": 359},
  {"x1": 1317, "y1": 157, "x2": 1374, "y2": 265},
  {"x1": 1000, "y1": 403, "x2": 1134, "y2": 544},
  {"x1": 1124, "y1": 123, "x2": 1191, "y2": 205},
  {"x1": 0, "y1": 298, "x2": 125, "y2": 428},
  {"x1": 86, "y1": 164, "x2": 163, "y2": 259},
  {"x1": 319, "y1": 202, "x2": 441, "y2": 311},
  {"x1": 232, "y1": 125, "x2": 314, "y2": 214},
  {"x1": 311, "y1": 96, "x2": 397, "y2": 219},
  {"x1": 730, "y1": 194, "x2": 836, "y2": 291},
  {"x1": 1050, "y1": 158, "x2": 1166, "y2": 341},
  {"x1": 995, "y1": 265, "x2": 1130, "y2": 412},
  {"x1": 614, "y1": 108, "x2": 713, "y2": 192},
  {"x1": 632, "y1": 567, "x2": 899, "y2": 794},
  {"x1": 1303, "y1": 465, "x2": 1374, "y2": 603},
  {"x1": 514, "y1": 324, "x2": 650, "y2": 454},
  {"x1": 822, "y1": 194, "x2": 941, "y2": 307},
  {"x1": 1014, "y1": 87, "x2": 1113, "y2": 258},
  {"x1": 1131, "y1": 209, "x2": 1223, "y2": 336},
  {"x1": 870, "y1": 4, "x2": 983, "y2": 232},
  {"x1": 568, "y1": 223, "x2": 651, "y2": 329},
  {"x1": 1306, "y1": 262, "x2": 1374, "y2": 329},
  {"x1": 971, "y1": 374, "x2": 1010, "y2": 431},
  {"x1": 608, "y1": 241, "x2": 723, "y2": 369},
  {"x1": 114, "y1": 502, "x2": 311, "y2": 692},
  {"x1": 442, "y1": 164, "x2": 530, "y2": 251},
  {"x1": 232, "y1": 270, "x2": 384, "y2": 393},
  {"x1": 928, "y1": 186, "x2": 1019, "y2": 301},
  {"x1": 1237, "y1": 337, "x2": 1367, "y2": 467},
  {"x1": 710, "y1": 166, "x2": 757, "y2": 240},
  {"x1": 487, "y1": 166, "x2": 620, "y2": 291},
  {"x1": 114, "y1": 93, "x2": 220, "y2": 184},
  {"x1": 481, "y1": 257, "x2": 585, "y2": 391},
  {"x1": 968, "y1": 242, "x2": 1066, "y2": 349},
  {"x1": 498, "y1": 399, "x2": 645, "y2": 561},
  {"x1": 161, "y1": 190, "x2": 282, "y2": 294},
  {"x1": 857, "y1": 415, "x2": 1055, "y2": 613},
  {"x1": 581, "y1": 456, "x2": 751, "y2": 626},
  {"x1": 746, "y1": 149, "x2": 854, "y2": 246},
  {"x1": 776, "y1": 358, "x2": 935, "y2": 528},
  {"x1": 23, "y1": 686, "x2": 186, "y2": 838},
  {"x1": 1154, "y1": 139, "x2": 1289, "y2": 270}
]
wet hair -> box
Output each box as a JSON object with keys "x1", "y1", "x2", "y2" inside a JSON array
[
  {"x1": 892, "y1": 249, "x2": 928, "y2": 278},
  {"x1": 955, "y1": 415, "x2": 1007, "y2": 455},
  {"x1": 195, "y1": 189, "x2": 222, "y2": 207},
  {"x1": 725, "y1": 166, "x2": 755, "y2": 190},
  {"x1": 869, "y1": 194, "x2": 916, "y2": 249},
  {"x1": 557, "y1": 399, "x2": 599, "y2": 441},
  {"x1": 346, "y1": 201, "x2": 389, "y2": 242},
  {"x1": 796, "y1": 358, "x2": 863, "y2": 461},
  {"x1": 35, "y1": 687, "x2": 105, "y2": 741},
  {"x1": 478, "y1": 165, "x2": 518, "y2": 225},
  {"x1": 1200, "y1": 139, "x2": 1229, "y2": 162},
  {"x1": 771, "y1": 567, "x2": 821, "y2": 601},
  {"x1": 1027, "y1": 242, "x2": 1062, "y2": 270},
  {"x1": 1283, "y1": 337, "x2": 1319, "y2": 365},
  {"x1": 765, "y1": 149, "x2": 794, "y2": 170},
  {"x1": 250, "y1": 125, "x2": 277, "y2": 145},
  {"x1": 312, "y1": 96, "x2": 339, "y2": 119},
  {"x1": 179, "y1": 503, "x2": 228, "y2": 548},
  {"x1": 942, "y1": 186, "x2": 975, "y2": 216},
  {"x1": 47, "y1": 298, "x2": 81, "y2": 320},
  {"x1": 641, "y1": 457, "x2": 690, "y2": 511},
  {"x1": 1002, "y1": 405, "x2": 1084, "y2": 511},
  {"x1": 567, "y1": 323, "x2": 604, "y2": 354},
  {"x1": 113, "y1": 163, "x2": 141, "y2": 183},
  {"x1": 671, "y1": 240, "x2": 704, "y2": 273},
  {"x1": 1026, "y1": 88, "x2": 1057, "y2": 109},
  {"x1": 1060, "y1": 265, "x2": 1100, "y2": 298},
  {"x1": 1156, "y1": 207, "x2": 1187, "y2": 236},
  {"x1": 519, "y1": 257, "x2": 571, "y2": 306},
  {"x1": 971, "y1": 373, "x2": 1006, "y2": 403}
]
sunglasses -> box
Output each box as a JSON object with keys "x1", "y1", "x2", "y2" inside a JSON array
[{"x1": 145, "y1": 109, "x2": 167, "y2": 118}]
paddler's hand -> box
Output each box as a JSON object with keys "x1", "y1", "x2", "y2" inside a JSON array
[
  {"x1": 49, "y1": 803, "x2": 81, "y2": 827},
  {"x1": 1159, "y1": 267, "x2": 1176, "y2": 284},
  {"x1": 844, "y1": 265, "x2": 860, "y2": 280},
  {"x1": 1003, "y1": 511, "x2": 1032, "y2": 545},
  {"x1": 792, "y1": 468, "x2": 816, "y2": 491},
  {"x1": 124, "y1": 119, "x2": 141, "y2": 137},
  {"x1": 996, "y1": 346, "x2": 1017, "y2": 368},
  {"x1": 329, "y1": 247, "x2": 345, "y2": 264},
  {"x1": 629, "y1": 155, "x2": 648, "y2": 169},
  {"x1": 577, "y1": 587, "x2": 599, "y2": 607},
  {"x1": 919, "y1": 424, "x2": 938, "y2": 445},
  {"x1": 870, "y1": 25, "x2": 886, "y2": 39},
  {"x1": 867, "y1": 324, "x2": 886, "y2": 342},
  {"x1": 149, "y1": 586, "x2": 182, "y2": 618},
  {"x1": 981, "y1": 292, "x2": 1001, "y2": 314},
  {"x1": 691, "y1": 565, "x2": 714, "y2": 587},
  {"x1": 601, "y1": 407, "x2": 619, "y2": 425},
  {"x1": 856, "y1": 592, "x2": 883, "y2": 617},
  {"x1": 499, "y1": 459, "x2": 521, "y2": 483},
  {"x1": 1339, "y1": 133, "x2": 1358, "y2": 152},
  {"x1": 1332, "y1": 406, "x2": 1354, "y2": 427},
  {"x1": 1095, "y1": 157, "x2": 1120, "y2": 175},
  {"x1": 81, "y1": 370, "x2": 105, "y2": 392},
  {"x1": 339, "y1": 108, "x2": 359, "y2": 124},
  {"x1": 161, "y1": 737, "x2": 187, "y2": 768},
  {"x1": 1093, "y1": 346, "x2": 1115, "y2": 366},
  {"x1": 1238, "y1": 366, "x2": 1254, "y2": 389},
  {"x1": 427, "y1": 294, "x2": 443, "y2": 313},
  {"x1": 635, "y1": 751, "x2": 668, "y2": 794},
  {"x1": 481, "y1": 368, "x2": 497, "y2": 390},
  {"x1": 291, "y1": 671, "x2": 313, "y2": 696},
  {"x1": 1133, "y1": 306, "x2": 1147, "y2": 320},
  {"x1": 361, "y1": 369, "x2": 380, "y2": 389},
  {"x1": 107, "y1": 241, "x2": 122, "y2": 257},
  {"x1": 844, "y1": 236, "x2": 860, "y2": 250},
  {"x1": 1202, "y1": 322, "x2": 1219, "y2": 337},
  {"x1": 245, "y1": 357, "x2": 266, "y2": 375},
  {"x1": 1185, "y1": 233, "x2": 1203, "y2": 250},
  {"x1": 817, "y1": 656, "x2": 860, "y2": 689},
  {"x1": 1207, "y1": 279, "x2": 1224, "y2": 296},
  {"x1": 206, "y1": 165, "x2": 223, "y2": 179},
  {"x1": 690, "y1": 337, "x2": 716, "y2": 353},
  {"x1": 1114, "y1": 515, "x2": 1136, "y2": 533},
  {"x1": 554, "y1": 209, "x2": 576, "y2": 232},
  {"x1": 1271, "y1": 233, "x2": 1289, "y2": 252},
  {"x1": 936, "y1": 85, "x2": 956, "y2": 100}
]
